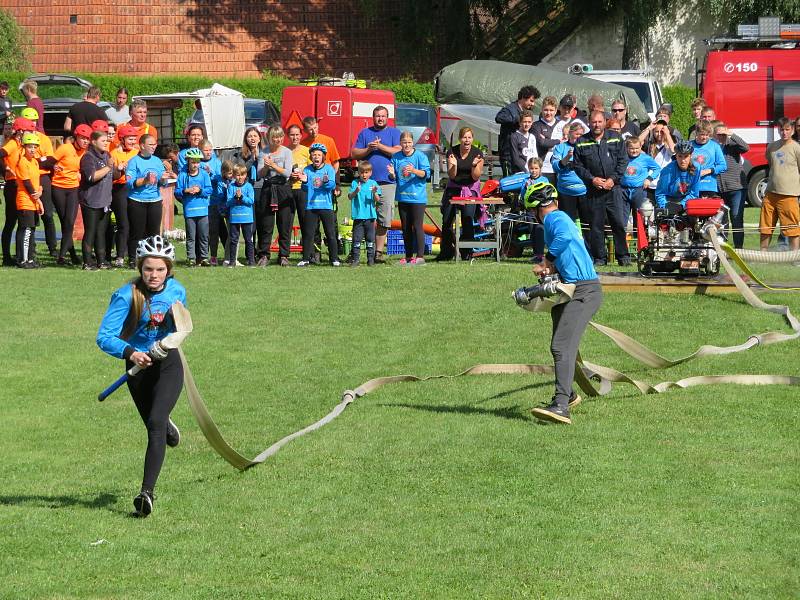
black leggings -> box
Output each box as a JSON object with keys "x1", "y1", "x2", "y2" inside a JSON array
[
  {"x1": 208, "y1": 208, "x2": 228, "y2": 259},
  {"x1": 2, "y1": 179, "x2": 17, "y2": 261},
  {"x1": 126, "y1": 349, "x2": 184, "y2": 493},
  {"x1": 302, "y1": 208, "x2": 337, "y2": 263},
  {"x1": 52, "y1": 186, "x2": 79, "y2": 260},
  {"x1": 39, "y1": 174, "x2": 57, "y2": 254},
  {"x1": 277, "y1": 187, "x2": 306, "y2": 258},
  {"x1": 80, "y1": 204, "x2": 109, "y2": 266},
  {"x1": 107, "y1": 183, "x2": 130, "y2": 259},
  {"x1": 398, "y1": 202, "x2": 426, "y2": 259},
  {"x1": 128, "y1": 200, "x2": 162, "y2": 259}
]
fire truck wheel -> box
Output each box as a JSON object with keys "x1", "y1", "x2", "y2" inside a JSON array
[{"x1": 747, "y1": 169, "x2": 767, "y2": 208}]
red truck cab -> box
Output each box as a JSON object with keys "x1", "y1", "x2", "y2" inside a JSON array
[
  {"x1": 280, "y1": 84, "x2": 396, "y2": 178},
  {"x1": 699, "y1": 20, "x2": 800, "y2": 206}
]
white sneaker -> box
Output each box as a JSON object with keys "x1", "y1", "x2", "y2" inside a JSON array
[
  {"x1": 332, "y1": 261, "x2": 341, "y2": 267},
  {"x1": 297, "y1": 260, "x2": 310, "y2": 267}
]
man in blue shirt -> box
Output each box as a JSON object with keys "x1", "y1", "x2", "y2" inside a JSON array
[
  {"x1": 352, "y1": 105, "x2": 401, "y2": 261},
  {"x1": 527, "y1": 183, "x2": 603, "y2": 425}
]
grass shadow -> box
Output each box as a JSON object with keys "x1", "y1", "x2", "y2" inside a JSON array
[
  {"x1": 0, "y1": 492, "x2": 119, "y2": 512},
  {"x1": 483, "y1": 381, "x2": 551, "y2": 401},
  {"x1": 378, "y1": 402, "x2": 530, "y2": 422}
]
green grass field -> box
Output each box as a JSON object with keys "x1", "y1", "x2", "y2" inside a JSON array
[{"x1": 1, "y1": 206, "x2": 799, "y2": 599}]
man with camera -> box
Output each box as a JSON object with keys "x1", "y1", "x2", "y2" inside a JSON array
[{"x1": 525, "y1": 183, "x2": 603, "y2": 425}]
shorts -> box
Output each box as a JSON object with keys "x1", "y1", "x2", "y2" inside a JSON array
[
  {"x1": 17, "y1": 209, "x2": 39, "y2": 228},
  {"x1": 376, "y1": 183, "x2": 396, "y2": 228},
  {"x1": 759, "y1": 192, "x2": 800, "y2": 237}
]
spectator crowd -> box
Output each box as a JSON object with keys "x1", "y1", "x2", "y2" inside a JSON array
[{"x1": 1, "y1": 78, "x2": 799, "y2": 271}]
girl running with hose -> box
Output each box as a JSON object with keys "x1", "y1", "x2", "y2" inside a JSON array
[{"x1": 96, "y1": 235, "x2": 186, "y2": 517}]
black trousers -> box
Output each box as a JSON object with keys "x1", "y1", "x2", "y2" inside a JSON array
[
  {"x1": 39, "y1": 174, "x2": 57, "y2": 254},
  {"x1": 126, "y1": 349, "x2": 184, "y2": 493},
  {"x1": 80, "y1": 204, "x2": 109, "y2": 266},
  {"x1": 440, "y1": 187, "x2": 476, "y2": 260},
  {"x1": 277, "y1": 187, "x2": 306, "y2": 258},
  {"x1": 254, "y1": 187, "x2": 277, "y2": 259},
  {"x1": 303, "y1": 209, "x2": 337, "y2": 263},
  {"x1": 557, "y1": 193, "x2": 591, "y2": 245},
  {"x1": 586, "y1": 187, "x2": 629, "y2": 262},
  {"x1": 52, "y1": 186, "x2": 80, "y2": 260},
  {"x1": 351, "y1": 218, "x2": 376, "y2": 264},
  {"x1": 106, "y1": 183, "x2": 130, "y2": 260},
  {"x1": 15, "y1": 209, "x2": 38, "y2": 263},
  {"x1": 398, "y1": 202, "x2": 426, "y2": 259},
  {"x1": 2, "y1": 179, "x2": 17, "y2": 261},
  {"x1": 208, "y1": 207, "x2": 228, "y2": 259},
  {"x1": 127, "y1": 200, "x2": 162, "y2": 260}
]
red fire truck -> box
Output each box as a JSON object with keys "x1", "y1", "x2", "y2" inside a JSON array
[
  {"x1": 699, "y1": 17, "x2": 800, "y2": 206},
  {"x1": 280, "y1": 81, "x2": 396, "y2": 178}
]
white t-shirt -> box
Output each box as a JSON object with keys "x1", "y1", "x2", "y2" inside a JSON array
[{"x1": 105, "y1": 105, "x2": 130, "y2": 125}]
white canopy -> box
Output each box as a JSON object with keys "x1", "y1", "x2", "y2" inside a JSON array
[
  {"x1": 197, "y1": 84, "x2": 245, "y2": 149},
  {"x1": 439, "y1": 104, "x2": 502, "y2": 154}
]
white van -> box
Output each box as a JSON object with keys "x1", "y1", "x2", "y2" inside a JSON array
[{"x1": 572, "y1": 67, "x2": 664, "y2": 122}]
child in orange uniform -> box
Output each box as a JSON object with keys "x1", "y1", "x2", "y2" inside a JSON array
[{"x1": 15, "y1": 132, "x2": 45, "y2": 268}]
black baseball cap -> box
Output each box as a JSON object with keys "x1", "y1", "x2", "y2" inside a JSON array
[{"x1": 559, "y1": 94, "x2": 576, "y2": 107}]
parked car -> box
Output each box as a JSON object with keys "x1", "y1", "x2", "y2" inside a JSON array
[
  {"x1": 395, "y1": 102, "x2": 441, "y2": 186},
  {"x1": 185, "y1": 98, "x2": 280, "y2": 140},
  {"x1": 12, "y1": 74, "x2": 110, "y2": 137}
]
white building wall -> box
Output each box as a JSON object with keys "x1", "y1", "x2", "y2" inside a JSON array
[{"x1": 539, "y1": 2, "x2": 726, "y2": 86}]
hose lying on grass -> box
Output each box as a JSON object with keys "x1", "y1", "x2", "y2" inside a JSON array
[{"x1": 179, "y1": 229, "x2": 800, "y2": 470}]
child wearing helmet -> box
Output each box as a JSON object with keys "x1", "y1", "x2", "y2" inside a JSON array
[
  {"x1": 528, "y1": 182, "x2": 602, "y2": 425},
  {"x1": 14, "y1": 132, "x2": 45, "y2": 267},
  {"x1": 52, "y1": 124, "x2": 92, "y2": 265},
  {"x1": 298, "y1": 143, "x2": 339, "y2": 266},
  {"x1": 96, "y1": 235, "x2": 187, "y2": 517},
  {"x1": 175, "y1": 147, "x2": 212, "y2": 266},
  {"x1": 0, "y1": 118, "x2": 36, "y2": 265},
  {"x1": 655, "y1": 141, "x2": 701, "y2": 212}
]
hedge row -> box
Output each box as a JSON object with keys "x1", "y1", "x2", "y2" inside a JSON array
[
  {"x1": 662, "y1": 84, "x2": 695, "y2": 137},
  {"x1": 0, "y1": 71, "x2": 435, "y2": 125}
]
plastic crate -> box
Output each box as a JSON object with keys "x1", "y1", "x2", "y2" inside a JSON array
[{"x1": 386, "y1": 229, "x2": 433, "y2": 255}]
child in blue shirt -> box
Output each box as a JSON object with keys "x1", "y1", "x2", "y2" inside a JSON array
[
  {"x1": 175, "y1": 148, "x2": 213, "y2": 266},
  {"x1": 690, "y1": 121, "x2": 727, "y2": 195},
  {"x1": 298, "y1": 142, "x2": 339, "y2": 266},
  {"x1": 389, "y1": 132, "x2": 431, "y2": 265},
  {"x1": 348, "y1": 160, "x2": 381, "y2": 266},
  {"x1": 620, "y1": 137, "x2": 661, "y2": 226},
  {"x1": 519, "y1": 157, "x2": 549, "y2": 262},
  {"x1": 520, "y1": 157, "x2": 549, "y2": 205},
  {"x1": 203, "y1": 146, "x2": 226, "y2": 266},
  {"x1": 226, "y1": 163, "x2": 255, "y2": 266}
]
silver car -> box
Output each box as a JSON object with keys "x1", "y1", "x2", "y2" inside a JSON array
[{"x1": 395, "y1": 103, "x2": 441, "y2": 187}]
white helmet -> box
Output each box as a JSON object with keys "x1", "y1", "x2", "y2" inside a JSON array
[{"x1": 136, "y1": 235, "x2": 176, "y2": 262}]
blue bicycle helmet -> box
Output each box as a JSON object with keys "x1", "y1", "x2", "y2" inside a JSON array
[{"x1": 309, "y1": 142, "x2": 328, "y2": 155}]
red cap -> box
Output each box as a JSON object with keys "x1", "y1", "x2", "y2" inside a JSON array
[
  {"x1": 118, "y1": 124, "x2": 139, "y2": 139},
  {"x1": 91, "y1": 120, "x2": 110, "y2": 132},
  {"x1": 12, "y1": 117, "x2": 36, "y2": 132},
  {"x1": 74, "y1": 124, "x2": 93, "y2": 139}
]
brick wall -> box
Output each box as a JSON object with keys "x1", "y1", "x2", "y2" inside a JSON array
[{"x1": 2, "y1": 0, "x2": 445, "y2": 80}]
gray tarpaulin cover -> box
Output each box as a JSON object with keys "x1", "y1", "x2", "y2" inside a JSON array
[{"x1": 434, "y1": 60, "x2": 650, "y2": 124}]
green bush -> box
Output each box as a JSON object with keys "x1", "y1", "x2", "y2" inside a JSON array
[
  {"x1": 0, "y1": 10, "x2": 31, "y2": 71},
  {"x1": 662, "y1": 84, "x2": 696, "y2": 137}
]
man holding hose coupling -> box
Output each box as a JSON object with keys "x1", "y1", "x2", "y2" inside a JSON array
[{"x1": 526, "y1": 183, "x2": 603, "y2": 425}]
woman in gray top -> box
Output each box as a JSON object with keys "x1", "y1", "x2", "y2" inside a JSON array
[
  {"x1": 79, "y1": 131, "x2": 119, "y2": 269},
  {"x1": 253, "y1": 125, "x2": 293, "y2": 266}
]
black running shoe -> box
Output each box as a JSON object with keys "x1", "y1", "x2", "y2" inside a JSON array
[
  {"x1": 166, "y1": 418, "x2": 180, "y2": 448},
  {"x1": 133, "y1": 490, "x2": 154, "y2": 517},
  {"x1": 568, "y1": 393, "x2": 582, "y2": 408},
  {"x1": 531, "y1": 403, "x2": 572, "y2": 424}
]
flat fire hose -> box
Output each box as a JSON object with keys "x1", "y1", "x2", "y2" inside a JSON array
[{"x1": 178, "y1": 229, "x2": 800, "y2": 470}]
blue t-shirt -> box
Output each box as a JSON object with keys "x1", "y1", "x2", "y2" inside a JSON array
[
  {"x1": 655, "y1": 162, "x2": 701, "y2": 208},
  {"x1": 97, "y1": 278, "x2": 187, "y2": 359},
  {"x1": 620, "y1": 154, "x2": 662, "y2": 189},
  {"x1": 349, "y1": 178, "x2": 380, "y2": 220},
  {"x1": 354, "y1": 126, "x2": 401, "y2": 184},
  {"x1": 391, "y1": 150, "x2": 430, "y2": 204},
  {"x1": 126, "y1": 154, "x2": 166, "y2": 202},
  {"x1": 303, "y1": 163, "x2": 337, "y2": 210},
  {"x1": 543, "y1": 210, "x2": 597, "y2": 284},
  {"x1": 176, "y1": 169, "x2": 213, "y2": 218},
  {"x1": 226, "y1": 181, "x2": 255, "y2": 223},
  {"x1": 690, "y1": 139, "x2": 727, "y2": 192}
]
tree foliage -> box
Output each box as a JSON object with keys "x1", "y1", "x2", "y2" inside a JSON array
[
  {"x1": 0, "y1": 9, "x2": 32, "y2": 72},
  {"x1": 708, "y1": 1, "x2": 800, "y2": 30}
]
